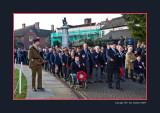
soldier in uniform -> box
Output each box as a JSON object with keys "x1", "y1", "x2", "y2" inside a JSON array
[
  {"x1": 28, "y1": 38, "x2": 45, "y2": 92},
  {"x1": 91, "y1": 46, "x2": 103, "y2": 83}
]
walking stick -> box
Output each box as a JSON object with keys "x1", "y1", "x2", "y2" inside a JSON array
[{"x1": 31, "y1": 61, "x2": 47, "y2": 67}]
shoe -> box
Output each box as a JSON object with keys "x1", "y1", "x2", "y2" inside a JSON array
[
  {"x1": 32, "y1": 88, "x2": 37, "y2": 92},
  {"x1": 65, "y1": 79, "x2": 69, "y2": 82},
  {"x1": 131, "y1": 78, "x2": 136, "y2": 82},
  {"x1": 125, "y1": 77, "x2": 129, "y2": 79},
  {"x1": 116, "y1": 87, "x2": 123, "y2": 91},
  {"x1": 94, "y1": 81, "x2": 97, "y2": 83},
  {"x1": 87, "y1": 81, "x2": 92, "y2": 84},
  {"x1": 37, "y1": 88, "x2": 45, "y2": 91},
  {"x1": 106, "y1": 81, "x2": 108, "y2": 83},
  {"x1": 120, "y1": 78, "x2": 125, "y2": 82},
  {"x1": 108, "y1": 86, "x2": 113, "y2": 89}
]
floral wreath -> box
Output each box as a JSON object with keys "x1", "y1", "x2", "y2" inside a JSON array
[{"x1": 76, "y1": 71, "x2": 87, "y2": 82}]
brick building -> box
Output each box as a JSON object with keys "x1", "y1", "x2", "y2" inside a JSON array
[{"x1": 14, "y1": 22, "x2": 54, "y2": 49}]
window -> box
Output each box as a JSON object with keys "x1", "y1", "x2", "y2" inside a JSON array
[
  {"x1": 119, "y1": 28, "x2": 123, "y2": 30},
  {"x1": 29, "y1": 36, "x2": 33, "y2": 42},
  {"x1": 46, "y1": 37, "x2": 48, "y2": 42}
]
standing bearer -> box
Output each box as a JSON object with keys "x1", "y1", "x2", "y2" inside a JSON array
[
  {"x1": 106, "y1": 41, "x2": 122, "y2": 90},
  {"x1": 50, "y1": 48, "x2": 56, "y2": 75},
  {"x1": 80, "y1": 43, "x2": 91, "y2": 83},
  {"x1": 28, "y1": 38, "x2": 45, "y2": 92},
  {"x1": 62, "y1": 48, "x2": 70, "y2": 82},
  {"x1": 91, "y1": 46, "x2": 103, "y2": 83}
]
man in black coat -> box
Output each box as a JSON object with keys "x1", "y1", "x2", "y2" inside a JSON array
[
  {"x1": 103, "y1": 44, "x2": 109, "y2": 83},
  {"x1": 50, "y1": 49, "x2": 56, "y2": 75},
  {"x1": 55, "y1": 51, "x2": 63, "y2": 77},
  {"x1": 23, "y1": 49, "x2": 27, "y2": 65},
  {"x1": 91, "y1": 46, "x2": 103, "y2": 83},
  {"x1": 106, "y1": 41, "x2": 122, "y2": 90},
  {"x1": 62, "y1": 48, "x2": 70, "y2": 81},
  {"x1": 80, "y1": 43, "x2": 91, "y2": 83}
]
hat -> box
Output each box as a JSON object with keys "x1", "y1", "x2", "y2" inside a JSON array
[
  {"x1": 110, "y1": 41, "x2": 116, "y2": 45},
  {"x1": 33, "y1": 38, "x2": 40, "y2": 43}
]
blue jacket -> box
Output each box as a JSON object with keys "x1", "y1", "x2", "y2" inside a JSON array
[
  {"x1": 80, "y1": 49, "x2": 90, "y2": 64},
  {"x1": 91, "y1": 51, "x2": 103, "y2": 67},
  {"x1": 43, "y1": 52, "x2": 51, "y2": 63},
  {"x1": 50, "y1": 53, "x2": 56, "y2": 64},
  {"x1": 134, "y1": 60, "x2": 144, "y2": 74},
  {"x1": 55, "y1": 55, "x2": 62, "y2": 66}
]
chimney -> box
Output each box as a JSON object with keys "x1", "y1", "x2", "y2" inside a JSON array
[
  {"x1": 51, "y1": 25, "x2": 54, "y2": 32},
  {"x1": 22, "y1": 23, "x2": 25, "y2": 28},
  {"x1": 35, "y1": 22, "x2": 39, "y2": 30},
  {"x1": 84, "y1": 18, "x2": 91, "y2": 24},
  {"x1": 105, "y1": 18, "x2": 108, "y2": 24}
]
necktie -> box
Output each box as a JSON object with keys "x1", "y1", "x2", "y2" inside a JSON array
[
  {"x1": 85, "y1": 50, "x2": 89, "y2": 61},
  {"x1": 120, "y1": 52, "x2": 123, "y2": 58}
]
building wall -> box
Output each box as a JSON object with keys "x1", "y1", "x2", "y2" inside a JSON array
[
  {"x1": 18, "y1": 28, "x2": 48, "y2": 49},
  {"x1": 100, "y1": 26, "x2": 129, "y2": 37},
  {"x1": 23, "y1": 28, "x2": 37, "y2": 49}
]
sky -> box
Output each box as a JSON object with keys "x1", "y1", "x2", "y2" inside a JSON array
[{"x1": 14, "y1": 14, "x2": 122, "y2": 30}]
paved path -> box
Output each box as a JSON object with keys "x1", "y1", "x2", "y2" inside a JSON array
[
  {"x1": 70, "y1": 73, "x2": 146, "y2": 99},
  {"x1": 16, "y1": 64, "x2": 78, "y2": 99}
]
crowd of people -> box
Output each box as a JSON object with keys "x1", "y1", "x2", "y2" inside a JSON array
[
  {"x1": 14, "y1": 48, "x2": 29, "y2": 65},
  {"x1": 14, "y1": 38, "x2": 146, "y2": 90}
]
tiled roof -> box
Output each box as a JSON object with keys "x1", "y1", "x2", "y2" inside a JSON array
[
  {"x1": 14, "y1": 25, "x2": 51, "y2": 37},
  {"x1": 101, "y1": 17, "x2": 127, "y2": 30},
  {"x1": 14, "y1": 25, "x2": 32, "y2": 37},
  {"x1": 102, "y1": 29, "x2": 131, "y2": 41}
]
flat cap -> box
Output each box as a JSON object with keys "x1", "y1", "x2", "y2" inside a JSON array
[
  {"x1": 110, "y1": 41, "x2": 116, "y2": 45},
  {"x1": 33, "y1": 38, "x2": 40, "y2": 43}
]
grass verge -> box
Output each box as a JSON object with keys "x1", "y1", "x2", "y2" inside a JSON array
[{"x1": 14, "y1": 69, "x2": 27, "y2": 99}]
